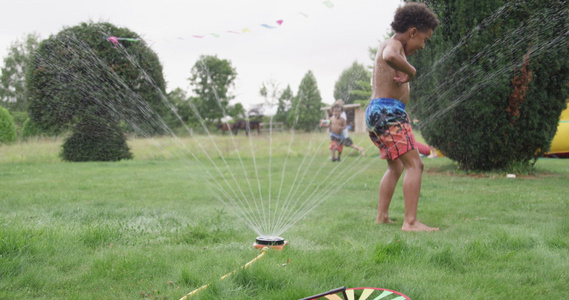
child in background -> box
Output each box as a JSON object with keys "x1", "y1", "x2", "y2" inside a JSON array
[
  {"x1": 333, "y1": 99, "x2": 366, "y2": 157},
  {"x1": 329, "y1": 104, "x2": 346, "y2": 161}
]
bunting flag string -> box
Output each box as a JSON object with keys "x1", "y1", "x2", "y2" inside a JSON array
[
  {"x1": 104, "y1": 1, "x2": 334, "y2": 45},
  {"x1": 185, "y1": 1, "x2": 333, "y2": 40}
]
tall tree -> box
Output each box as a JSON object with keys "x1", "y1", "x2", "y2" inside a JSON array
[
  {"x1": 408, "y1": 0, "x2": 569, "y2": 170},
  {"x1": 276, "y1": 85, "x2": 294, "y2": 126},
  {"x1": 0, "y1": 33, "x2": 40, "y2": 127},
  {"x1": 27, "y1": 22, "x2": 168, "y2": 161},
  {"x1": 333, "y1": 61, "x2": 372, "y2": 104},
  {"x1": 289, "y1": 71, "x2": 323, "y2": 132},
  {"x1": 188, "y1": 55, "x2": 237, "y2": 123},
  {"x1": 229, "y1": 102, "x2": 246, "y2": 120},
  {"x1": 166, "y1": 87, "x2": 196, "y2": 128}
]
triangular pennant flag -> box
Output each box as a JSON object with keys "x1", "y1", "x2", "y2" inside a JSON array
[
  {"x1": 323, "y1": 0, "x2": 334, "y2": 9},
  {"x1": 107, "y1": 36, "x2": 119, "y2": 45}
]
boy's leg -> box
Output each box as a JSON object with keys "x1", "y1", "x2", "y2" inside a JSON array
[
  {"x1": 351, "y1": 144, "x2": 366, "y2": 156},
  {"x1": 377, "y1": 158, "x2": 403, "y2": 223},
  {"x1": 397, "y1": 149, "x2": 439, "y2": 231},
  {"x1": 330, "y1": 141, "x2": 336, "y2": 160}
]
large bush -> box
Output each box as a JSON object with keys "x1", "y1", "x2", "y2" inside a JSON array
[
  {"x1": 0, "y1": 106, "x2": 17, "y2": 144},
  {"x1": 408, "y1": 0, "x2": 569, "y2": 170},
  {"x1": 26, "y1": 22, "x2": 168, "y2": 162}
]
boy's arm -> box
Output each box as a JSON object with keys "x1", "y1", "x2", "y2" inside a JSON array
[{"x1": 382, "y1": 39, "x2": 416, "y2": 83}]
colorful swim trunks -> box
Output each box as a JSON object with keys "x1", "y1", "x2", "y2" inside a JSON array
[
  {"x1": 366, "y1": 98, "x2": 417, "y2": 160},
  {"x1": 329, "y1": 132, "x2": 344, "y2": 152}
]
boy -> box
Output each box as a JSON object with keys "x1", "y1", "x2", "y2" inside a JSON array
[
  {"x1": 329, "y1": 104, "x2": 346, "y2": 161},
  {"x1": 334, "y1": 99, "x2": 366, "y2": 156},
  {"x1": 366, "y1": 2, "x2": 440, "y2": 231}
]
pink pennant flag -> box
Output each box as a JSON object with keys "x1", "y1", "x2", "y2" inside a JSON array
[
  {"x1": 107, "y1": 36, "x2": 119, "y2": 45},
  {"x1": 193, "y1": 35, "x2": 205, "y2": 38},
  {"x1": 227, "y1": 30, "x2": 241, "y2": 34},
  {"x1": 276, "y1": 19, "x2": 284, "y2": 26}
]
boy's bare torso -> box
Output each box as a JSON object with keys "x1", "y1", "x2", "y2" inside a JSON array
[
  {"x1": 372, "y1": 39, "x2": 411, "y2": 105},
  {"x1": 330, "y1": 116, "x2": 345, "y2": 135}
]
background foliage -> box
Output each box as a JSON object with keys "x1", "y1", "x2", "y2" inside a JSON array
[
  {"x1": 333, "y1": 61, "x2": 372, "y2": 105},
  {"x1": 0, "y1": 106, "x2": 17, "y2": 144},
  {"x1": 188, "y1": 55, "x2": 238, "y2": 123},
  {"x1": 0, "y1": 33, "x2": 40, "y2": 113},
  {"x1": 289, "y1": 70, "x2": 323, "y2": 132},
  {"x1": 408, "y1": 0, "x2": 569, "y2": 171}
]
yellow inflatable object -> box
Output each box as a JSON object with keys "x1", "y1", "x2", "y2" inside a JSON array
[
  {"x1": 545, "y1": 104, "x2": 569, "y2": 157},
  {"x1": 434, "y1": 149, "x2": 445, "y2": 158}
]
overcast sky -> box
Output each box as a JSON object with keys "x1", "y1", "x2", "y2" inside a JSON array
[{"x1": 1, "y1": 0, "x2": 402, "y2": 112}]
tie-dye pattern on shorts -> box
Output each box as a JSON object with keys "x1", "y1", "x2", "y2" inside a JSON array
[{"x1": 366, "y1": 98, "x2": 417, "y2": 160}]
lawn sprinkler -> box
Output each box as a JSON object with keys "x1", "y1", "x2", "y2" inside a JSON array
[{"x1": 253, "y1": 236, "x2": 288, "y2": 250}]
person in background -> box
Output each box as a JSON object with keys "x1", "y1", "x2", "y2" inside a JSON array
[
  {"x1": 333, "y1": 99, "x2": 366, "y2": 157},
  {"x1": 329, "y1": 104, "x2": 346, "y2": 161}
]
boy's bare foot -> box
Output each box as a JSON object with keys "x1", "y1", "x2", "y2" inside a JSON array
[
  {"x1": 359, "y1": 149, "x2": 366, "y2": 156},
  {"x1": 402, "y1": 221, "x2": 439, "y2": 231},
  {"x1": 376, "y1": 216, "x2": 393, "y2": 224}
]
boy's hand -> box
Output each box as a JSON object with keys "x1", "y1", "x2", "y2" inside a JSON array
[
  {"x1": 394, "y1": 73, "x2": 411, "y2": 83},
  {"x1": 393, "y1": 69, "x2": 415, "y2": 83}
]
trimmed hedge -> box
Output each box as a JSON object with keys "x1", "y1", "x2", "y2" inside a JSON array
[
  {"x1": 27, "y1": 22, "x2": 167, "y2": 162},
  {"x1": 409, "y1": 0, "x2": 569, "y2": 170},
  {"x1": 61, "y1": 114, "x2": 132, "y2": 162}
]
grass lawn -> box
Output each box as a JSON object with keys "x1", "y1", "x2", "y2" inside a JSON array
[{"x1": 1, "y1": 134, "x2": 568, "y2": 299}]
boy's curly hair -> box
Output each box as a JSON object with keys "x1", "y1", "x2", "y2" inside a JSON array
[
  {"x1": 391, "y1": 2, "x2": 440, "y2": 33},
  {"x1": 331, "y1": 104, "x2": 343, "y2": 111}
]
